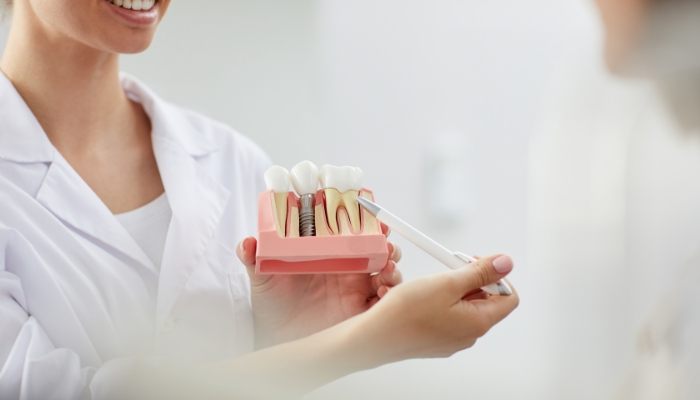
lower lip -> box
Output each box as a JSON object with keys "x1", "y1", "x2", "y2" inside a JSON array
[{"x1": 103, "y1": 0, "x2": 160, "y2": 27}]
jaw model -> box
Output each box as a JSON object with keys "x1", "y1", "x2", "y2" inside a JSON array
[{"x1": 255, "y1": 161, "x2": 389, "y2": 275}]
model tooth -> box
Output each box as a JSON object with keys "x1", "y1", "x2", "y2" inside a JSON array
[
  {"x1": 264, "y1": 166, "x2": 291, "y2": 237},
  {"x1": 337, "y1": 208, "x2": 353, "y2": 235},
  {"x1": 320, "y1": 165, "x2": 363, "y2": 234},
  {"x1": 123, "y1": 0, "x2": 132, "y2": 9},
  {"x1": 314, "y1": 200, "x2": 331, "y2": 236},
  {"x1": 359, "y1": 191, "x2": 381, "y2": 234},
  {"x1": 264, "y1": 165, "x2": 290, "y2": 192},
  {"x1": 342, "y1": 191, "x2": 362, "y2": 234},
  {"x1": 320, "y1": 165, "x2": 364, "y2": 191},
  {"x1": 323, "y1": 188, "x2": 342, "y2": 234},
  {"x1": 288, "y1": 205, "x2": 300, "y2": 238}
]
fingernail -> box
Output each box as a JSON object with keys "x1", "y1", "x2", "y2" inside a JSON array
[{"x1": 492, "y1": 255, "x2": 513, "y2": 274}]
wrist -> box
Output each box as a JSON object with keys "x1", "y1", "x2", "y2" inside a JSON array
[{"x1": 322, "y1": 308, "x2": 400, "y2": 373}]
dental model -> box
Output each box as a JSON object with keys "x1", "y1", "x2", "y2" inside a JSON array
[
  {"x1": 290, "y1": 161, "x2": 319, "y2": 237},
  {"x1": 255, "y1": 161, "x2": 389, "y2": 274},
  {"x1": 264, "y1": 166, "x2": 291, "y2": 237}
]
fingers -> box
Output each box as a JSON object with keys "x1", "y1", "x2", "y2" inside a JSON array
[
  {"x1": 446, "y1": 255, "x2": 514, "y2": 298},
  {"x1": 381, "y1": 223, "x2": 391, "y2": 237},
  {"x1": 236, "y1": 236, "x2": 257, "y2": 270},
  {"x1": 371, "y1": 260, "x2": 402, "y2": 292},
  {"x1": 387, "y1": 242, "x2": 402, "y2": 263},
  {"x1": 466, "y1": 288, "x2": 520, "y2": 329}
]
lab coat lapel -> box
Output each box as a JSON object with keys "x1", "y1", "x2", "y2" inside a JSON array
[
  {"x1": 149, "y1": 110, "x2": 230, "y2": 327},
  {"x1": 35, "y1": 156, "x2": 157, "y2": 273},
  {"x1": 0, "y1": 72, "x2": 156, "y2": 272}
]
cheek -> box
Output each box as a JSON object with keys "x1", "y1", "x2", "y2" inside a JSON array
[
  {"x1": 29, "y1": 0, "x2": 162, "y2": 54},
  {"x1": 29, "y1": 0, "x2": 105, "y2": 47}
]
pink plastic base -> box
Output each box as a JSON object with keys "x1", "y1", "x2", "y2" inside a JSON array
[{"x1": 255, "y1": 190, "x2": 389, "y2": 275}]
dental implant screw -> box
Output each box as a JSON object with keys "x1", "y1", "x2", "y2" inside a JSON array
[{"x1": 299, "y1": 193, "x2": 316, "y2": 237}]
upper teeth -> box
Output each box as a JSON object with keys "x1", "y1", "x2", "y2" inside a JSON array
[
  {"x1": 290, "y1": 161, "x2": 320, "y2": 196},
  {"x1": 111, "y1": 0, "x2": 156, "y2": 11},
  {"x1": 320, "y1": 165, "x2": 363, "y2": 192}
]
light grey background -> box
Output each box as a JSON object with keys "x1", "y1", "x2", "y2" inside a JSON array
[{"x1": 1, "y1": 1, "x2": 598, "y2": 398}]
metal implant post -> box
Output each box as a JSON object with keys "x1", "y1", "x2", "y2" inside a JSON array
[
  {"x1": 290, "y1": 160, "x2": 320, "y2": 237},
  {"x1": 299, "y1": 193, "x2": 316, "y2": 237}
]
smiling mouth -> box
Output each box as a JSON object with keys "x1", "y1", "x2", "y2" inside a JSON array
[{"x1": 106, "y1": 0, "x2": 158, "y2": 11}]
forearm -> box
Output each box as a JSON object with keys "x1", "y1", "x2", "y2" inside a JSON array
[{"x1": 207, "y1": 314, "x2": 383, "y2": 398}]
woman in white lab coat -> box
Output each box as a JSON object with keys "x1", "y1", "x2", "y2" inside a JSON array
[
  {"x1": 529, "y1": 0, "x2": 700, "y2": 399},
  {"x1": 0, "y1": 1, "x2": 519, "y2": 398}
]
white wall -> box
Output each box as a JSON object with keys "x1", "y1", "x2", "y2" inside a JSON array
[{"x1": 1, "y1": 1, "x2": 598, "y2": 398}]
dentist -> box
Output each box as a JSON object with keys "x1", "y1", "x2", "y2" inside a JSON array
[{"x1": 0, "y1": 0, "x2": 519, "y2": 398}]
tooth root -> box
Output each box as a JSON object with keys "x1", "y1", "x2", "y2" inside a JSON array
[
  {"x1": 271, "y1": 192, "x2": 288, "y2": 237},
  {"x1": 323, "y1": 189, "x2": 342, "y2": 235},
  {"x1": 337, "y1": 208, "x2": 353, "y2": 235},
  {"x1": 360, "y1": 191, "x2": 381, "y2": 234},
  {"x1": 341, "y1": 190, "x2": 362, "y2": 234},
  {"x1": 287, "y1": 206, "x2": 300, "y2": 238},
  {"x1": 314, "y1": 203, "x2": 331, "y2": 236}
]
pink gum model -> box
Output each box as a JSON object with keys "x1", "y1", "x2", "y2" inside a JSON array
[{"x1": 255, "y1": 189, "x2": 389, "y2": 274}]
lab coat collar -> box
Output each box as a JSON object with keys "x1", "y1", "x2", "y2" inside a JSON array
[
  {"x1": 1, "y1": 71, "x2": 232, "y2": 324},
  {"x1": 0, "y1": 72, "x2": 220, "y2": 162},
  {"x1": 120, "y1": 73, "x2": 221, "y2": 158},
  {"x1": 0, "y1": 71, "x2": 56, "y2": 163}
]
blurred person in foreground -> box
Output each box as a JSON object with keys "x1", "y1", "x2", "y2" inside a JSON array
[{"x1": 530, "y1": 0, "x2": 700, "y2": 399}]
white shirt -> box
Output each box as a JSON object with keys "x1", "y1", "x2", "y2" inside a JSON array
[
  {"x1": 115, "y1": 193, "x2": 171, "y2": 273},
  {"x1": 0, "y1": 72, "x2": 271, "y2": 399}
]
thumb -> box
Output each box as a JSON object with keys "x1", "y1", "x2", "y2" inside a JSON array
[
  {"x1": 447, "y1": 254, "x2": 514, "y2": 298},
  {"x1": 235, "y1": 236, "x2": 257, "y2": 276}
]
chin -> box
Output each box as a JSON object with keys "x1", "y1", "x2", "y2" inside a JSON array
[
  {"x1": 602, "y1": 36, "x2": 640, "y2": 78},
  {"x1": 603, "y1": 47, "x2": 626, "y2": 76},
  {"x1": 100, "y1": 34, "x2": 156, "y2": 54},
  {"x1": 114, "y1": 42, "x2": 154, "y2": 54}
]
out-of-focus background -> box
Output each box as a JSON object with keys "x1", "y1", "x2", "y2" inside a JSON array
[{"x1": 3, "y1": 1, "x2": 699, "y2": 399}]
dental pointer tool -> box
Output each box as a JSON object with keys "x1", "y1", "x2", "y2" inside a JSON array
[{"x1": 357, "y1": 197, "x2": 512, "y2": 296}]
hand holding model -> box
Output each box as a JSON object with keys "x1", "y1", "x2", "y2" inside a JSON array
[
  {"x1": 237, "y1": 161, "x2": 403, "y2": 348},
  {"x1": 237, "y1": 234, "x2": 402, "y2": 348},
  {"x1": 223, "y1": 162, "x2": 518, "y2": 398},
  {"x1": 215, "y1": 252, "x2": 518, "y2": 399}
]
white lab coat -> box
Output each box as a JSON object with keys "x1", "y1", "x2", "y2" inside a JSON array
[{"x1": 0, "y1": 72, "x2": 270, "y2": 399}]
